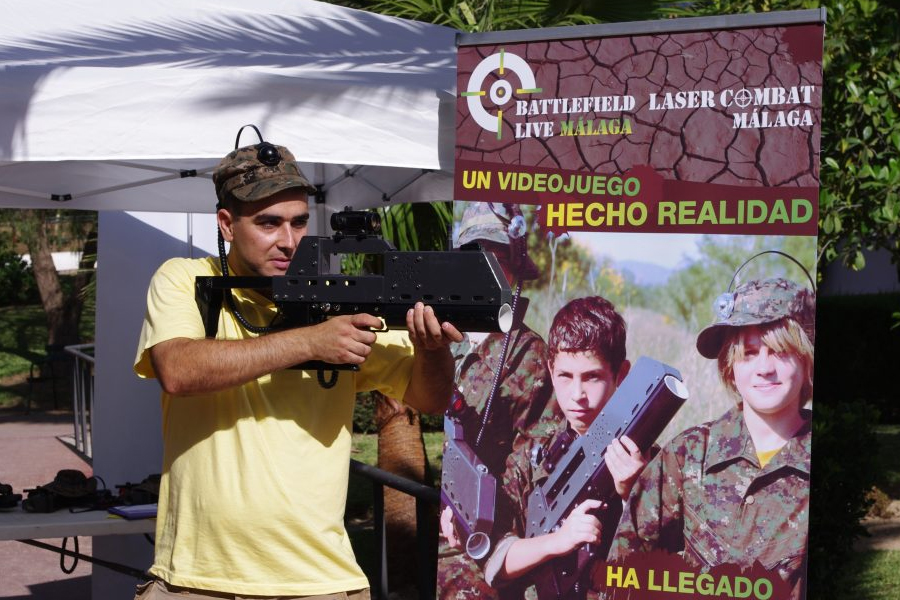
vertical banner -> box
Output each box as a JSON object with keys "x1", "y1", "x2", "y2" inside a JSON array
[{"x1": 440, "y1": 11, "x2": 824, "y2": 600}]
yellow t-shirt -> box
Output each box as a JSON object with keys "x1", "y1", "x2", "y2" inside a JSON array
[{"x1": 134, "y1": 257, "x2": 414, "y2": 596}]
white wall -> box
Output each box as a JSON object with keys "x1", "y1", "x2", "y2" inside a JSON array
[
  {"x1": 819, "y1": 248, "x2": 900, "y2": 296},
  {"x1": 91, "y1": 211, "x2": 218, "y2": 599}
]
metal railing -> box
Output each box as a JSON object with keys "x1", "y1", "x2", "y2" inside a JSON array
[
  {"x1": 350, "y1": 459, "x2": 440, "y2": 600},
  {"x1": 64, "y1": 343, "x2": 95, "y2": 460}
]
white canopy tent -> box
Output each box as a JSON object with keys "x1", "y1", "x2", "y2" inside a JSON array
[
  {"x1": 0, "y1": 2, "x2": 458, "y2": 597},
  {"x1": 0, "y1": 0, "x2": 457, "y2": 215}
]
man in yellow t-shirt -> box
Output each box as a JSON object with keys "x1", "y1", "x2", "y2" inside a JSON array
[{"x1": 133, "y1": 130, "x2": 462, "y2": 600}]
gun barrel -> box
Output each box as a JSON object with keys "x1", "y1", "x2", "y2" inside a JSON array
[{"x1": 272, "y1": 244, "x2": 514, "y2": 333}]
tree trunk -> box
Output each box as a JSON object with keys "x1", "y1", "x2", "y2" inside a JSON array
[
  {"x1": 21, "y1": 210, "x2": 94, "y2": 349},
  {"x1": 375, "y1": 392, "x2": 436, "y2": 597}
]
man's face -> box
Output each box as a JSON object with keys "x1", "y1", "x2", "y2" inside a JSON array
[
  {"x1": 218, "y1": 189, "x2": 310, "y2": 277},
  {"x1": 732, "y1": 328, "x2": 805, "y2": 419},
  {"x1": 550, "y1": 350, "x2": 626, "y2": 436}
]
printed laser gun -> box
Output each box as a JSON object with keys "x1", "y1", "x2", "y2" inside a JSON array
[
  {"x1": 441, "y1": 389, "x2": 497, "y2": 560},
  {"x1": 525, "y1": 356, "x2": 689, "y2": 599}
]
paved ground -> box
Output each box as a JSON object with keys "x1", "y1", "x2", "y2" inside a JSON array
[
  {"x1": 0, "y1": 409, "x2": 93, "y2": 600},
  {"x1": 1, "y1": 406, "x2": 899, "y2": 598},
  {"x1": 856, "y1": 515, "x2": 900, "y2": 551}
]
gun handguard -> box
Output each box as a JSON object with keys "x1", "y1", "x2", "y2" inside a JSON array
[
  {"x1": 524, "y1": 356, "x2": 689, "y2": 599},
  {"x1": 195, "y1": 210, "x2": 514, "y2": 371},
  {"x1": 440, "y1": 396, "x2": 497, "y2": 560}
]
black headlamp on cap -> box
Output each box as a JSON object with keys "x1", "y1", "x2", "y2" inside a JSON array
[{"x1": 212, "y1": 124, "x2": 317, "y2": 207}]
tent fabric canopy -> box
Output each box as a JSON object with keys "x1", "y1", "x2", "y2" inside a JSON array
[{"x1": 0, "y1": 0, "x2": 458, "y2": 212}]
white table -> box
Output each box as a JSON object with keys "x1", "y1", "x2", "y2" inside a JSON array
[
  {"x1": 0, "y1": 507, "x2": 155, "y2": 541},
  {"x1": 0, "y1": 508, "x2": 156, "y2": 579}
]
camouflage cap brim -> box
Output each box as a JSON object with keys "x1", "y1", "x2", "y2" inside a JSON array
[
  {"x1": 230, "y1": 171, "x2": 317, "y2": 203},
  {"x1": 213, "y1": 141, "x2": 317, "y2": 204},
  {"x1": 696, "y1": 322, "x2": 760, "y2": 359}
]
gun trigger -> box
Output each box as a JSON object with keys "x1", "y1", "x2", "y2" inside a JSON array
[{"x1": 372, "y1": 320, "x2": 388, "y2": 333}]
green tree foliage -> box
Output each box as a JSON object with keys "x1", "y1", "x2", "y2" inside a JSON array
[
  {"x1": 807, "y1": 400, "x2": 880, "y2": 595},
  {"x1": 653, "y1": 235, "x2": 816, "y2": 330},
  {"x1": 380, "y1": 201, "x2": 453, "y2": 251},
  {"x1": 345, "y1": 0, "x2": 596, "y2": 32},
  {"x1": 0, "y1": 240, "x2": 39, "y2": 306},
  {"x1": 337, "y1": 0, "x2": 670, "y2": 32},
  {"x1": 521, "y1": 206, "x2": 646, "y2": 309}
]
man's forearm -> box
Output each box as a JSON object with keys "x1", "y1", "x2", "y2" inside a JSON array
[
  {"x1": 150, "y1": 314, "x2": 381, "y2": 395},
  {"x1": 149, "y1": 330, "x2": 316, "y2": 395},
  {"x1": 403, "y1": 346, "x2": 455, "y2": 414}
]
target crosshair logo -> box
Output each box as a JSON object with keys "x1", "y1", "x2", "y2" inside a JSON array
[{"x1": 461, "y1": 49, "x2": 542, "y2": 140}]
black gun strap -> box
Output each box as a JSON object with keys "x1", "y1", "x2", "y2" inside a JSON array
[{"x1": 475, "y1": 279, "x2": 523, "y2": 448}]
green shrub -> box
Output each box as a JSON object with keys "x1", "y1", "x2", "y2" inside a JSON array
[
  {"x1": 815, "y1": 293, "x2": 900, "y2": 422},
  {"x1": 0, "y1": 248, "x2": 39, "y2": 306},
  {"x1": 808, "y1": 400, "x2": 880, "y2": 594},
  {"x1": 353, "y1": 392, "x2": 378, "y2": 434}
]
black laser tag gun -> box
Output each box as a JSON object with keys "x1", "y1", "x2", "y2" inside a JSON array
[
  {"x1": 195, "y1": 208, "x2": 513, "y2": 373},
  {"x1": 524, "y1": 356, "x2": 689, "y2": 600},
  {"x1": 441, "y1": 389, "x2": 497, "y2": 560}
]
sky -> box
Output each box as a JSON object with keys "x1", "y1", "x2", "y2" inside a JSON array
[{"x1": 569, "y1": 231, "x2": 702, "y2": 270}]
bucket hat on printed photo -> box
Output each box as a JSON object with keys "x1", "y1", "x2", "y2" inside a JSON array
[
  {"x1": 696, "y1": 277, "x2": 816, "y2": 359},
  {"x1": 457, "y1": 202, "x2": 540, "y2": 280}
]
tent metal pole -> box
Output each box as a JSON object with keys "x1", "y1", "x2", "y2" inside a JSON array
[{"x1": 0, "y1": 185, "x2": 51, "y2": 199}]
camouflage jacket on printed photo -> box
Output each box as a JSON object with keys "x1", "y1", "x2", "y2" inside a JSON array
[
  {"x1": 437, "y1": 299, "x2": 561, "y2": 600},
  {"x1": 609, "y1": 405, "x2": 811, "y2": 599},
  {"x1": 454, "y1": 298, "x2": 558, "y2": 476},
  {"x1": 483, "y1": 427, "x2": 624, "y2": 599}
]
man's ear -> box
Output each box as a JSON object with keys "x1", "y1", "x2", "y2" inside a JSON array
[
  {"x1": 217, "y1": 207, "x2": 235, "y2": 243},
  {"x1": 615, "y1": 359, "x2": 631, "y2": 387}
]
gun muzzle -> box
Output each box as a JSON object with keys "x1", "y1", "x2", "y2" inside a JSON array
[{"x1": 466, "y1": 531, "x2": 491, "y2": 561}]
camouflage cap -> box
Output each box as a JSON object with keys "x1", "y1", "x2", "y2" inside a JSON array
[
  {"x1": 213, "y1": 142, "x2": 317, "y2": 206},
  {"x1": 696, "y1": 277, "x2": 816, "y2": 359},
  {"x1": 457, "y1": 202, "x2": 539, "y2": 280}
]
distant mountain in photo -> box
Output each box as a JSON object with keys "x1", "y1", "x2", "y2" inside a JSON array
[{"x1": 617, "y1": 260, "x2": 672, "y2": 286}]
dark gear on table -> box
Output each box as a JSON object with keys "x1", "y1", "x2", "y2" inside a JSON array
[
  {"x1": 0, "y1": 482, "x2": 21, "y2": 509},
  {"x1": 22, "y1": 469, "x2": 112, "y2": 513}
]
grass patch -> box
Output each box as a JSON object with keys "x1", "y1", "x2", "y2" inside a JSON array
[
  {"x1": 0, "y1": 300, "x2": 95, "y2": 410},
  {"x1": 840, "y1": 550, "x2": 900, "y2": 599},
  {"x1": 347, "y1": 431, "x2": 445, "y2": 523},
  {"x1": 0, "y1": 305, "x2": 48, "y2": 379}
]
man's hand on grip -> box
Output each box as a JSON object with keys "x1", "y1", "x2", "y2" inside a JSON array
[
  {"x1": 406, "y1": 302, "x2": 463, "y2": 351},
  {"x1": 304, "y1": 313, "x2": 381, "y2": 365}
]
